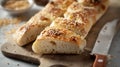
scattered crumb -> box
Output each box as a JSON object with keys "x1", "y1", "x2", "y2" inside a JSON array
[
  {"x1": 7, "y1": 63, "x2": 10, "y2": 65},
  {"x1": 97, "y1": 40, "x2": 100, "y2": 43},
  {"x1": 69, "y1": 63, "x2": 73, "y2": 66},
  {"x1": 5, "y1": 47, "x2": 8, "y2": 49},
  {"x1": 30, "y1": 52, "x2": 33, "y2": 55},
  {"x1": 5, "y1": 28, "x2": 16, "y2": 34},
  {"x1": 107, "y1": 61, "x2": 111, "y2": 65},
  {"x1": 108, "y1": 54, "x2": 115, "y2": 60},
  {"x1": 13, "y1": 44, "x2": 16, "y2": 46},
  {"x1": 104, "y1": 26, "x2": 107, "y2": 30},
  {"x1": 17, "y1": 64, "x2": 19, "y2": 66},
  {"x1": 0, "y1": 16, "x2": 26, "y2": 27}
]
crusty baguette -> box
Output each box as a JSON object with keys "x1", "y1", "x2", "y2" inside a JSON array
[
  {"x1": 32, "y1": 27, "x2": 86, "y2": 54},
  {"x1": 14, "y1": 0, "x2": 75, "y2": 46},
  {"x1": 32, "y1": 0, "x2": 109, "y2": 54}
]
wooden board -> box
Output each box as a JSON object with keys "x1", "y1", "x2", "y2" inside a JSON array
[{"x1": 1, "y1": 1, "x2": 120, "y2": 67}]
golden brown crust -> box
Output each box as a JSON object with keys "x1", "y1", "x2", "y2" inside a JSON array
[
  {"x1": 53, "y1": 18, "x2": 84, "y2": 27},
  {"x1": 38, "y1": 27, "x2": 82, "y2": 45},
  {"x1": 41, "y1": 0, "x2": 76, "y2": 20},
  {"x1": 42, "y1": 2, "x2": 64, "y2": 18},
  {"x1": 66, "y1": 2, "x2": 84, "y2": 12},
  {"x1": 52, "y1": 0, "x2": 76, "y2": 8},
  {"x1": 51, "y1": 17, "x2": 90, "y2": 38},
  {"x1": 65, "y1": 2, "x2": 98, "y2": 24},
  {"x1": 18, "y1": 12, "x2": 51, "y2": 33},
  {"x1": 81, "y1": 0, "x2": 109, "y2": 13}
]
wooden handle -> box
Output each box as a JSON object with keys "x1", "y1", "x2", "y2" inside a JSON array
[{"x1": 93, "y1": 54, "x2": 107, "y2": 67}]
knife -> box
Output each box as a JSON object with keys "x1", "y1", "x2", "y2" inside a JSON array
[{"x1": 91, "y1": 19, "x2": 119, "y2": 67}]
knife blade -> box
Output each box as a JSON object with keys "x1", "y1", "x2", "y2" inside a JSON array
[{"x1": 91, "y1": 19, "x2": 119, "y2": 67}]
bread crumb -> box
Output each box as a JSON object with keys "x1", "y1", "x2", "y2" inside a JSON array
[
  {"x1": 5, "y1": 47, "x2": 8, "y2": 49},
  {"x1": 5, "y1": 29, "x2": 16, "y2": 34},
  {"x1": 0, "y1": 16, "x2": 26, "y2": 27},
  {"x1": 7, "y1": 63, "x2": 10, "y2": 65},
  {"x1": 14, "y1": 51, "x2": 16, "y2": 52},
  {"x1": 97, "y1": 40, "x2": 100, "y2": 43},
  {"x1": 17, "y1": 64, "x2": 19, "y2": 66}
]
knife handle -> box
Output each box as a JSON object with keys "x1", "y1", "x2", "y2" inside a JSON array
[{"x1": 93, "y1": 54, "x2": 107, "y2": 67}]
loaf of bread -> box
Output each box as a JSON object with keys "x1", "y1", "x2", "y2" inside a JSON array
[
  {"x1": 14, "y1": 0, "x2": 75, "y2": 46},
  {"x1": 32, "y1": 0, "x2": 109, "y2": 54},
  {"x1": 32, "y1": 27, "x2": 86, "y2": 54}
]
